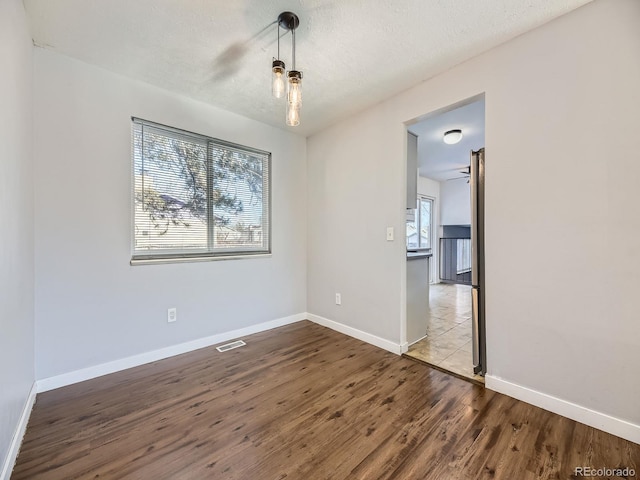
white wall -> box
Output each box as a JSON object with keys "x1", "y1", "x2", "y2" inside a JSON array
[
  {"x1": 307, "y1": 0, "x2": 640, "y2": 433},
  {"x1": 307, "y1": 109, "x2": 405, "y2": 343},
  {"x1": 0, "y1": 0, "x2": 35, "y2": 471},
  {"x1": 417, "y1": 175, "x2": 440, "y2": 283},
  {"x1": 440, "y1": 177, "x2": 470, "y2": 225},
  {"x1": 33, "y1": 49, "x2": 307, "y2": 379}
]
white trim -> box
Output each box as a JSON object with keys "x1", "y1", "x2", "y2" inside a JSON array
[
  {"x1": 130, "y1": 253, "x2": 272, "y2": 266},
  {"x1": 37, "y1": 313, "x2": 306, "y2": 392},
  {"x1": 486, "y1": 375, "x2": 640, "y2": 445},
  {"x1": 1, "y1": 383, "x2": 37, "y2": 480},
  {"x1": 307, "y1": 313, "x2": 403, "y2": 355}
]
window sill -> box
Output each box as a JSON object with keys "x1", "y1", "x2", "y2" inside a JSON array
[{"x1": 130, "y1": 253, "x2": 272, "y2": 266}]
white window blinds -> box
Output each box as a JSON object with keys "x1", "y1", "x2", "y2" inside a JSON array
[{"x1": 132, "y1": 119, "x2": 270, "y2": 261}]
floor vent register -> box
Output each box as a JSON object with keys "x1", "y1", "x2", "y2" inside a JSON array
[{"x1": 216, "y1": 340, "x2": 247, "y2": 352}]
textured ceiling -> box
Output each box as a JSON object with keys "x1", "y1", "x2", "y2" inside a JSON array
[
  {"x1": 409, "y1": 99, "x2": 485, "y2": 181},
  {"x1": 24, "y1": 0, "x2": 592, "y2": 137}
]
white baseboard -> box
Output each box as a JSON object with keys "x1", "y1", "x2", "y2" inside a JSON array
[
  {"x1": 307, "y1": 313, "x2": 402, "y2": 355},
  {"x1": 1, "y1": 382, "x2": 37, "y2": 480},
  {"x1": 37, "y1": 313, "x2": 306, "y2": 393},
  {"x1": 485, "y1": 375, "x2": 640, "y2": 445}
]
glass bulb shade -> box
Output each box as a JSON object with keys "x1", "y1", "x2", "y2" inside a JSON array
[
  {"x1": 272, "y1": 62, "x2": 285, "y2": 99},
  {"x1": 443, "y1": 129, "x2": 463, "y2": 145},
  {"x1": 287, "y1": 71, "x2": 302, "y2": 107},
  {"x1": 286, "y1": 102, "x2": 300, "y2": 127}
]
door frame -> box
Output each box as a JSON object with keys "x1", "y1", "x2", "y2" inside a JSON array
[{"x1": 401, "y1": 93, "x2": 487, "y2": 378}]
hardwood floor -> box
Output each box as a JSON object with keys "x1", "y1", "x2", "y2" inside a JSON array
[{"x1": 12, "y1": 321, "x2": 639, "y2": 479}]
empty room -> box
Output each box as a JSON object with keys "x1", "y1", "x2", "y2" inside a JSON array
[{"x1": 2, "y1": 0, "x2": 639, "y2": 478}]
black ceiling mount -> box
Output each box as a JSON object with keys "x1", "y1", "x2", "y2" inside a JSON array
[{"x1": 278, "y1": 12, "x2": 300, "y2": 31}]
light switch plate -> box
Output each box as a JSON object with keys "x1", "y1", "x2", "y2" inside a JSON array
[{"x1": 386, "y1": 227, "x2": 394, "y2": 241}]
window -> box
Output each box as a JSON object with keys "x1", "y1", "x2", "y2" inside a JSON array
[
  {"x1": 456, "y1": 239, "x2": 472, "y2": 274},
  {"x1": 406, "y1": 196, "x2": 433, "y2": 250},
  {"x1": 131, "y1": 118, "x2": 270, "y2": 263}
]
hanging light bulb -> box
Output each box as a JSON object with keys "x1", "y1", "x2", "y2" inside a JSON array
[
  {"x1": 272, "y1": 60, "x2": 285, "y2": 98},
  {"x1": 286, "y1": 102, "x2": 300, "y2": 127},
  {"x1": 287, "y1": 70, "x2": 302, "y2": 107},
  {"x1": 271, "y1": 19, "x2": 285, "y2": 99}
]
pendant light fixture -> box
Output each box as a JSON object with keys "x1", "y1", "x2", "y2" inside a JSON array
[{"x1": 271, "y1": 12, "x2": 303, "y2": 127}]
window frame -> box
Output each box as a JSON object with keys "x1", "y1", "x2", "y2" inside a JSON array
[
  {"x1": 130, "y1": 117, "x2": 272, "y2": 265},
  {"x1": 417, "y1": 196, "x2": 434, "y2": 250},
  {"x1": 406, "y1": 195, "x2": 434, "y2": 251}
]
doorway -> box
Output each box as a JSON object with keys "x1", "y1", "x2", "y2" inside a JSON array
[{"x1": 403, "y1": 97, "x2": 485, "y2": 383}]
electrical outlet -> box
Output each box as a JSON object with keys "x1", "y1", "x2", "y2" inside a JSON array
[
  {"x1": 167, "y1": 307, "x2": 177, "y2": 323},
  {"x1": 335, "y1": 293, "x2": 342, "y2": 305}
]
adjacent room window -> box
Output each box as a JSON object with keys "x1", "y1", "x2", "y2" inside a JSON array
[
  {"x1": 131, "y1": 118, "x2": 270, "y2": 262},
  {"x1": 456, "y1": 239, "x2": 471, "y2": 274},
  {"x1": 406, "y1": 196, "x2": 433, "y2": 250}
]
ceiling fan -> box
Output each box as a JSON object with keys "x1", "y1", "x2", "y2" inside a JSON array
[{"x1": 447, "y1": 165, "x2": 470, "y2": 183}]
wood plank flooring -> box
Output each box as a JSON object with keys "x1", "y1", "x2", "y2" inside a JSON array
[{"x1": 12, "y1": 321, "x2": 639, "y2": 479}]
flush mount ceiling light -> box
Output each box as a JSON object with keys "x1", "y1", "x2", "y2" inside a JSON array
[
  {"x1": 443, "y1": 129, "x2": 463, "y2": 145},
  {"x1": 272, "y1": 12, "x2": 303, "y2": 127}
]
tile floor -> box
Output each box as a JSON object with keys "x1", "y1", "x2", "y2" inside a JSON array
[{"x1": 405, "y1": 283, "x2": 484, "y2": 384}]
